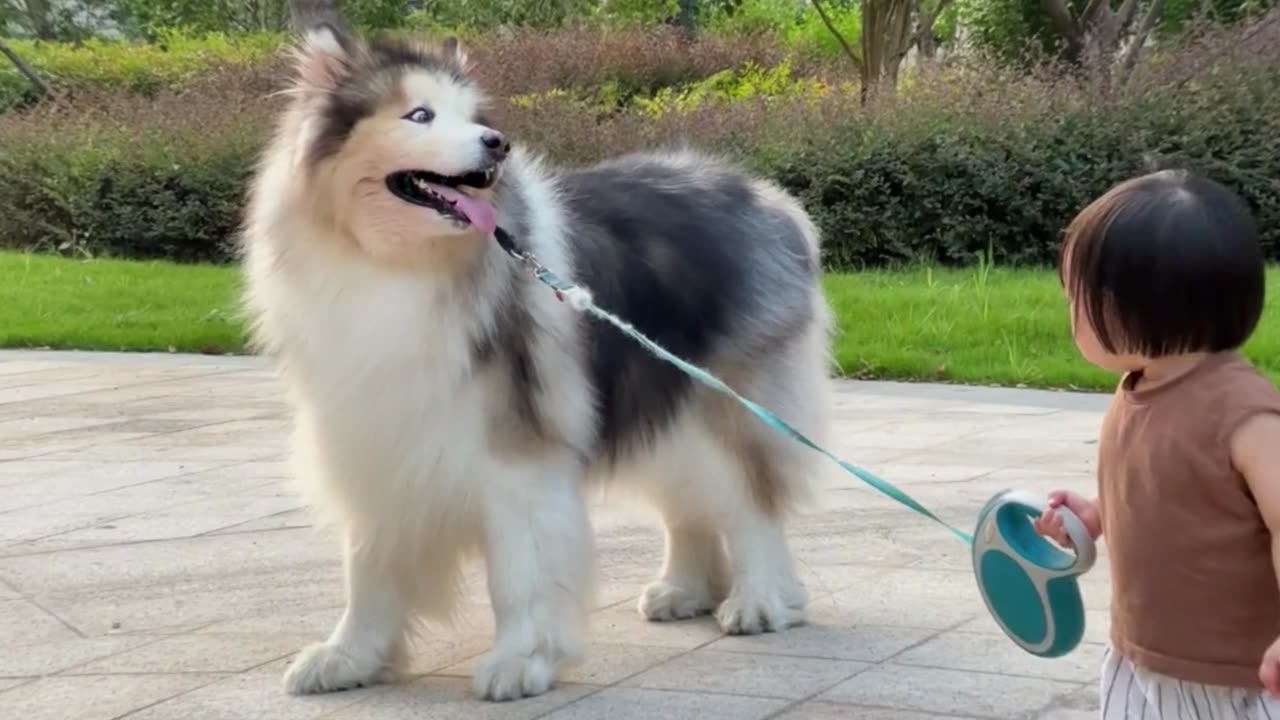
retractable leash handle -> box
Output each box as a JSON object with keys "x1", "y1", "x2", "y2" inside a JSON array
[
  {"x1": 492, "y1": 227, "x2": 1097, "y2": 658},
  {"x1": 972, "y1": 489, "x2": 1097, "y2": 658}
]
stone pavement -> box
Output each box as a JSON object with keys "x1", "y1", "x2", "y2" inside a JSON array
[{"x1": 0, "y1": 350, "x2": 1112, "y2": 720}]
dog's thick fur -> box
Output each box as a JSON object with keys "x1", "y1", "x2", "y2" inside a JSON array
[{"x1": 240, "y1": 22, "x2": 833, "y2": 702}]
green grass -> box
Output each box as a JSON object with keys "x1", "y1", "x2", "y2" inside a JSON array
[
  {"x1": 0, "y1": 252, "x2": 245, "y2": 355},
  {"x1": 4, "y1": 251, "x2": 1280, "y2": 391},
  {"x1": 822, "y1": 264, "x2": 1280, "y2": 390}
]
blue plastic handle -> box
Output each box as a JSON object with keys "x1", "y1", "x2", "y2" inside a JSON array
[{"x1": 972, "y1": 489, "x2": 1096, "y2": 658}]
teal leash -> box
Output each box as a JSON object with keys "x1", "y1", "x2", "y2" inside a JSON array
[{"x1": 494, "y1": 228, "x2": 974, "y2": 545}]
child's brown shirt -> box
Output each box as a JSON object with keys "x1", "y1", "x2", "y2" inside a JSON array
[{"x1": 1101, "y1": 351, "x2": 1280, "y2": 688}]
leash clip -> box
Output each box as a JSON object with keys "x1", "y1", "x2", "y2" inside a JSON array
[{"x1": 494, "y1": 227, "x2": 550, "y2": 277}]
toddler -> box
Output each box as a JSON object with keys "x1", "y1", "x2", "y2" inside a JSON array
[{"x1": 1032, "y1": 169, "x2": 1280, "y2": 718}]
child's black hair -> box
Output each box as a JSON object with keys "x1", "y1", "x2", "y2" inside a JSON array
[{"x1": 1059, "y1": 169, "x2": 1264, "y2": 356}]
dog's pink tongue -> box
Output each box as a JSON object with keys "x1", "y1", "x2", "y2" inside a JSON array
[{"x1": 431, "y1": 185, "x2": 497, "y2": 235}]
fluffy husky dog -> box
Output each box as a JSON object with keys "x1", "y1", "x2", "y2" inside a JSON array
[{"x1": 240, "y1": 22, "x2": 833, "y2": 702}]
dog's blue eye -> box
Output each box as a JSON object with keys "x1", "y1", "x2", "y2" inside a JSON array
[{"x1": 405, "y1": 107, "x2": 434, "y2": 124}]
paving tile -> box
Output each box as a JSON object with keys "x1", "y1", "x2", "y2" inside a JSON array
[
  {"x1": 894, "y1": 631, "x2": 1105, "y2": 682},
  {"x1": 0, "y1": 460, "x2": 223, "y2": 513},
  {"x1": 843, "y1": 462, "x2": 997, "y2": 486},
  {"x1": 401, "y1": 633, "x2": 493, "y2": 676},
  {"x1": 1035, "y1": 686, "x2": 1100, "y2": 719},
  {"x1": 541, "y1": 687, "x2": 788, "y2": 720},
  {"x1": 775, "y1": 702, "x2": 980, "y2": 719},
  {"x1": 207, "y1": 507, "x2": 313, "y2": 534},
  {"x1": 820, "y1": 664, "x2": 1083, "y2": 719},
  {"x1": 0, "y1": 598, "x2": 80, "y2": 647},
  {"x1": 707, "y1": 622, "x2": 935, "y2": 662},
  {"x1": 68, "y1": 632, "x2": 309, "y2": 674},
  {"x1": 958, "y1": 607, "x2": 1111, "y2": 647},
  {"x1": 790, "y1": 527, "x2": 924, "y2": 574},
  {"x1": 36, "y1": 574, "x2": 344, "y2": 637},
  {"x1": 0, "y1": 350, "x2": 1124, "y2": 720},
  {"x1": 0, "y1": 380, "x2": 130, "y2": 406},
  {"x1": 0, "y1": 527, "x2": 338, "y2": 597},
  {"x1": 40, "y1": 494, "x2": 303, "y2": 546},
  {"x1": 587, "y1": 603, "x2": 725, "y2": 650},
  {"x1": 0, "y1": 416, "x2": 119, "y2": 438},
  {"x1": 438, "y1": 642, "x2": 684, "y2": 686},
  {"x1": 1037, "y1": 709, "x2": 1099, "y2": 720},
  {"x1": 124, "y1": 659, "x2": 379, "y2": 720},
  {"x1": 0, "y1": 485, "x2": 214, "y2": 545},
  {"x1": 0, "y1": 635, "x2": 153, "y2": 676},
  {"x1": 808, "y1": 568, "x2": 984, "y2": 629},
  {"x1": 625, "y1": 649, "x2": 867, "y2": 700},
  {"x1": 194, "y1": 606, "x2": 347, "y2": 636},
  {"x1": 0, "y1": 678, "x2": 32, "y2": 694},
  {"x1": 326, "y1": 676, "x2": 596, "y2": 719},
  {"x1": 0, "y1": 673, "x2": 224, "y2": 720}
]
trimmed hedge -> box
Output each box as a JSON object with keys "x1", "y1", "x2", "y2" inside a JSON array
[{"x1": 2, "y1": 21, "x2": 1279, "y2": 269}]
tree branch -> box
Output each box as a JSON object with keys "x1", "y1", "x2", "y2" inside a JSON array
[
  {"x1": 1080, "y1": 0, "x2": 1109, "y2": 26},
  {"x1": 908, "y1": 0, "x2": 955, "y2": 59},
  {"x1": 1113, "y1": 0, "x2": 1142, "y2": 32},
  {"x1": 0, "y1": 37, "x2": 51, "y2": 99},
  {"x1": 1041, "y1": 0, "x2": 1084, "y2": 47},
  {"x1": 287, "y1": 0, "x2": 339, "y2": 31},
  {"x1": 1117, "y1": 0, "x2": 1166, "y2": 82},
  {"x1": 811, "y1": 0, "x2": 864, "y2": 73}
]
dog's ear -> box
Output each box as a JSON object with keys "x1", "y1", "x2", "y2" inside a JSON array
[
  {"x1": 441, "y1": 36, "x2": 470, "y2": 71},
  {"x1": 294, "y1": 22, "x2": 354, "y2": 92}
]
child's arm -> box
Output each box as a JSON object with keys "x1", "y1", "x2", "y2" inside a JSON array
[{"x1": 1229, "y1": 412, "x2": 1280, "y2": 696}]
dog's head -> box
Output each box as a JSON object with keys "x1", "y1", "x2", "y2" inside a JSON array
[{"x1": 284, "y1": 24, "x2": 508, "y2": 264}]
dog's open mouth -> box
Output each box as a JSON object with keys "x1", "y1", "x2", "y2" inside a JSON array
[{"x1": 385, "y1": 170, "x2": 498, "y2": 234}]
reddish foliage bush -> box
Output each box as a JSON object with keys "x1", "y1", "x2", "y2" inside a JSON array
[{"x1": 462, "y1": 25, "x2": 799, "y2": 98}]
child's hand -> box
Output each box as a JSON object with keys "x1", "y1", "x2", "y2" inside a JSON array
[
  {"x1": 1031, "y1": 491, "x2": 1102, "y2": 548},
  {"x1": 1260, "y1": 634, "x2": 1280, "y2": 696}
]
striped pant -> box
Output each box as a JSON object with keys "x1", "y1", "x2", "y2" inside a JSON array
[{"x1": 1101, "y1": 645, "x2": 1280, "y2": 719}]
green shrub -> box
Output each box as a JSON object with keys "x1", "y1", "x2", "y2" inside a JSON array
[
  {"x1": 0, "y1": 84, "x2": 266, "y2": 262},
  {"x1": 761, "y1": 59, "x2": 1280, "y2": 267},
  {"x1": 2, "y1": 19, "x2": 1277, "y2": 270}
]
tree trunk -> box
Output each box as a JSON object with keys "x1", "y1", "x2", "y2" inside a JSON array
[
  {"x1": 1115, "y1": 0, "x2": 1167, "y2": 85},
  {"x1": 914, "y1": 0, "x2": 955, "y2": 62},
  {"x1": 22, "y1": 0, "x2": 56, "y2": 40},
  {"x1": 288, "y1": 0, "x2": 340, "y2": 30},
  {"x1": 677, "y1": 0, "x2": 699, "y2": 36},
  {"x1": 861, "y1": 0, "x2": 914, "y2": 101},
  {"x1": 1041, "y1": 0, "x2": 1166, "y2": 83},
  {"x1": 0, "y1": 36, "x2": 51, "y2": 98}
]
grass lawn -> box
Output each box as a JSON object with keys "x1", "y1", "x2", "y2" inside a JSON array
[{"x1": 4, "y1": 251, "x2": 1279, "y2": 392}]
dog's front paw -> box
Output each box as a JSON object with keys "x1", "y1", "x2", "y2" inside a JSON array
[
  {"x1": 283, "y1": 642, "x2": 392, "y2": 695},
  {"x1": 473, "y1": 649, "x2": 556, "y2": 702},
  {"x1": 715, "y1": 583, "x2": 807, "y2": 635},
  {"x1": 638, "y1": 580, "x2": 715, "y2": 621}
]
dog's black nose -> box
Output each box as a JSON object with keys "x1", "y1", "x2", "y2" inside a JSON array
[{"x1": 481, "y1": 130, "x2": 509, "y2": 159}]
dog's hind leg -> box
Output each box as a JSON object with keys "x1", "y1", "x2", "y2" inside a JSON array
[
  {"x1": 668, "y1": 321, "x2": 830, "y2": 636},
  {"x1": 637, "y1": 521, "x2": 730, "y2": 622},
  {"x1": 714, "y1": 495, "x2": 809, "y2": 635},
  {"x1": 633, "y1": 410, "x2": 808, "y2": 635},
  {"x1": 284, "y1": 530, "x2": 412, "y2": 694},
  {"x1": 473, "y1": 451, "x2": 594, "y2": 702}
]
